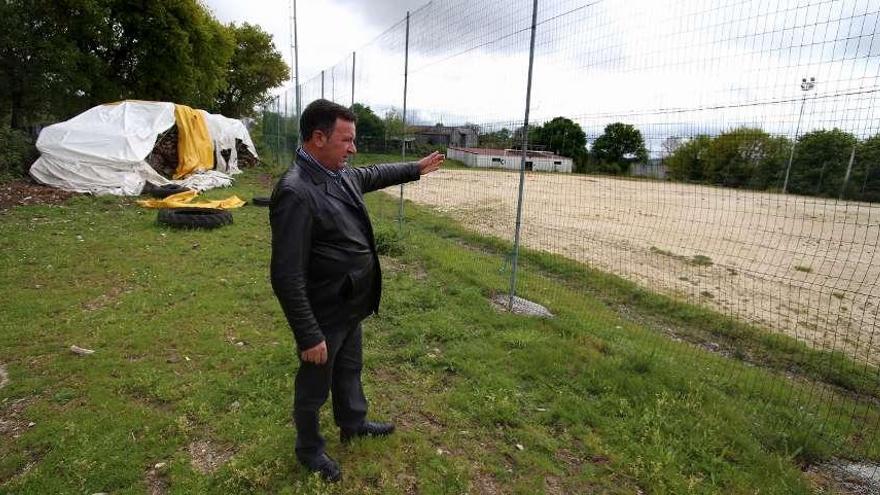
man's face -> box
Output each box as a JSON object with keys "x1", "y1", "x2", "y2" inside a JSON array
[{"x1": 313, "y1": 118, "x2": 357, "y2": 170}]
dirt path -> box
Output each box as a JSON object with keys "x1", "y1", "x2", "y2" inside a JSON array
[{"x1": 394, "y1": 169, "x2": 880, "y2": 365}]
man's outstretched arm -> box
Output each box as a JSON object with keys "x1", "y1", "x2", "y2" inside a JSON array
[{"x1": 350, "y1": 151, "x2": 445, "y2": 193}]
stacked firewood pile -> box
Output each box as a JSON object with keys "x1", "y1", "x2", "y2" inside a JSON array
[
  {"x1": 146, "y1": 126, "x2": 179, "y2": 178},
  {"x1": 149, "y1": 128, "x2": 257, "y2": 178},
  {"x1": 236, "y1": 139, "x2": 258, "y2": 168}
]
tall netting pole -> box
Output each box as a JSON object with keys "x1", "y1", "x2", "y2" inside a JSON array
[
  {"x1": 351, "y1": 51, "x2": 356, "y2": 107},
  {"x1": 398, "y1": 11, "x2": 411, "y2": 229},
  {"x1": 274, "y1": 95, "x2": 281, "y2": 166},
  {"x1": 293, "y1": 0, "x2": 301, "y2": 147},
  {"x1": 508, "y1": 0, "x2": 539, "y2": 311}
]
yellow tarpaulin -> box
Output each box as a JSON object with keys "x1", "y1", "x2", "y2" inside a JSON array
[
  {"x1": 137, "y1": 190, "x2": 246, "y2": 209},
  {"x1": 173, "y1": 104, "x2": 214, "y2": 179}
]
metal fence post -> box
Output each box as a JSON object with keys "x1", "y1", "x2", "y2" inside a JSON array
[
  {"x1": 283, "y1": 91, "x2": 288, "y2": 158},
  {"x1": 293, "y1": 0, "x2": 301, "y2": 147},
  {"x1": 351, "y1": 51, "x2": 356, "y2": 107},
  {"x1": 509, "y1": 0, "x2": 539, "y2": 311},
  {"x1": 321, "y1": 70, "x2": 325, "y2": 99},
  {"x1": 275, "y1": 95, "x2": 281, "y2": 166},
  {"x1": 399, "y1": 11, "x2": 411, "y2": 229}
]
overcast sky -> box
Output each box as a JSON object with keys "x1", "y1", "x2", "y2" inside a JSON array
[
  {"x1": 205, "y1": 0, "x2": 880, "y2": 149},
  {"x1": 204, "y1": 0, "x2": 428, "y2": 86}
]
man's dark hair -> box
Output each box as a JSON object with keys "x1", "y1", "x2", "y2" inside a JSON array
[{"x1": 300, "y1": 99, "x2": 357, "y2": 142}]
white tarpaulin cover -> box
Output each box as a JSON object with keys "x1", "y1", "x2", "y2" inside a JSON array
[
  {"x1": 29, "y1": 101, "x2": 258, "y2": 196},
  {"x1": 201, "y1": 111, "x2": 258, "y2": 176}
]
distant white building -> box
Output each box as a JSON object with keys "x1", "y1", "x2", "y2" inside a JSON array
[{"x1": 447, "y1": 146, "x2": 573, "y2": 173}]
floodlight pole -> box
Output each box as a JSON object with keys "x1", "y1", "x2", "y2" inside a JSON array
[
  {"x1": 399, "y1": 11, "x2": 410, "y2": 229},
  {"x1": 351, "y1": 51, "x2": 356, "y2": 107},
  {"x1": 782, "y1": 77, "x2": 815, "y2": 194},
  {"x1": 292, "y1": 0, "x2": 301, "y2": 147},
  {"x1": 509, "y1": 0, "x2": 539, "y2": 311}
]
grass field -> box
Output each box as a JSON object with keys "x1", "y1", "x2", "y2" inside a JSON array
[{"x1": 1, "y1": 164, "x2": 879, "y2": 494}]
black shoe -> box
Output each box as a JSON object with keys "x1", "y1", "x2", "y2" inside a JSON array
[
  {"x1": 340, "y1": 421, "x2": 396, "y2": 443},
  {"x1": 299, "y1": 453, "x2": 342, "y2": 482}
]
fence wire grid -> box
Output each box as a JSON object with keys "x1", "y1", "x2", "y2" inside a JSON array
[{"x1": 259, "y1": 0, "x2": 880, "y2": 486}]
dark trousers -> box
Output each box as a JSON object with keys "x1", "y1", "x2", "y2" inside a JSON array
[{"x1": 293, "y1": 321, "x2": 368, "y2": 461}]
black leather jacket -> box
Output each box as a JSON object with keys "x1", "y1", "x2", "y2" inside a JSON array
[{"x1": 270, "y1": 154, "x2": 421, "y2": 351}]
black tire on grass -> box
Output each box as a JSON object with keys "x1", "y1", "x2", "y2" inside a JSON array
[
  {"x1": 157, "y1": 208, "x2": 232, "y2": 229},
  {"x1": 146, "y1": 183, "x2": 192, "y2": 199},
  {"x1": 251, "y1": 196, "x2": 272, "y2": 207}
]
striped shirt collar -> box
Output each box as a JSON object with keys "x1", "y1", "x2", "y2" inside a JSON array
[{"x1": 297, "y1": 146, "x2": 342, "y2": 179}]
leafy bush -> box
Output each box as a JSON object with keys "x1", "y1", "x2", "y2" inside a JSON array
[
  {"x1": 374, "y1": 223, "x2": 405, "y2": 256},
  {"x1": 0, "y1": 127, "x2": 38, "y2": 180}
]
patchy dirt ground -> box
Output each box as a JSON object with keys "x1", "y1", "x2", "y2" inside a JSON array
[
  {"x1": 394, "y1": 170, "x2": 880, "y2": 365},
  {"x1": 0, "y1": 179, "x2": 76, "y2": 210},
  {"x1": 806, "y1": 460, "x2": 880, "y2": 495},
  {"x1": 0, "y1": 398, "x2": 34, "y2": 440},
  {"x1": 188, "y1": 440, "x2": 235, "y2": 474}
]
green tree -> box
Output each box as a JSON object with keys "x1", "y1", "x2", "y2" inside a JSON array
[
  {"x1": 853, "y1": 133, "x2": 880, "y2": 202},
  {"x1": 511, "y1": 124, "x2": 540, "y2": 147},
  {"x1": 384, "y1": 108, "x2": 404, "y2": 139},
  {"x1": 351, "y1": 103, "x2": 385, "y2": 151},
  {"x1": 665, "y1": 135, "x2": 712, "y2": 182},
  {"x1": 788, "y1": 129, "x2": 858, "y2": 197},
  {"x1": 591, "y1": 122, "x2": 648, "y2": 174},
  {"x1": 481, "y1": 128, "x2": 513, "y2": 149},
  {"x1": 532, "y1": 117, "x2": 587, "y2": 160},
  {"x1": 214, "y1": 23, "x2": 288, "y2": 117},
  {"x1": 702, "y1": 128, "x2": 789, "y2": 188},
  {"x1": 0, "y1": 1, "x2": 87, "y2": 128},
  {"x1": 1, "y1": 0, "x2": 236, "y2": 128},
  {"x1": 99, "y1": 1, "x2": 233, "y2": 109}
]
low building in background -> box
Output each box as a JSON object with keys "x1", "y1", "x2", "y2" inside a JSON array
[
  {"x1": 447, "y1": 146, "x2": 573, "y2": 173},
  {"x1": 411, "y1": 124, "x2": 479, "y2": 148}
]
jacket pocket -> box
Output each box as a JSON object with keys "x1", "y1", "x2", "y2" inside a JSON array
[{"x1": 341, "y1": 265, "x2": 372, "y2": 299}]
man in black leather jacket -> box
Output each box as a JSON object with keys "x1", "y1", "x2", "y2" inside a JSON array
[{"x1": 270, "y1": 99, "x2": 444, "y2": 482}]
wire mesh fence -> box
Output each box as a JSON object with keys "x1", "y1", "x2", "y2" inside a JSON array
[{"x1": 257, "y1": 0, "x2": 880, "y2": 479}]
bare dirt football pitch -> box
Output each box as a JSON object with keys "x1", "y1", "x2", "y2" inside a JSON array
[{"x1": 392, "y1": 169, "x2": 880, "y2": 365}]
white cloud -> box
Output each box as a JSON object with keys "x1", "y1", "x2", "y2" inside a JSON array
[{"x1": 207, "y1": 0, "x2": 880, "y2": 145}]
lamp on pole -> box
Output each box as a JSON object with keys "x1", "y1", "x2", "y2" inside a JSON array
[
  {"x1": 782, "y1": 77, "x2": 816, "y2": 194},
  {"x1": 290, "y1": 0, "x2": 301, "y2": 147}
]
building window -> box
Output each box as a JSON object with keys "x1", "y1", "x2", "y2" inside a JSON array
[{"x1": 491, "y1": 157, "x2": 503, "y2": 163}]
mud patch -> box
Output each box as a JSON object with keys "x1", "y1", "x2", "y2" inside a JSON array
[
  {"x1": 554, "y1": 448, "x2": 585, "y2": 470},
  {"x1": 0, "y1": 447, "x2": 46, "y2": 485},
  {"x1": 395, "y1": 472, "x2": 418, "y2": 495},
  {"x1": 806, "y1": 460, "x2": 880, "y2": 495},
  {"x1": 188, "y1": 440, "x2": 235, "y2": 474},
  {"x1": 146, "y1": 463, "x2": 169, "y2": 495},
  {"x1": 379, "y1": 255, "x2": 429, "y2": 280},
  {"x1": 0, "y1": 364, "x2": 8, "y2": 389},
  {"x1": 471, "y1": 470, "x2": 500, "y2": 494},
  {"x1": 0, "y1": 397, "x2": 34, "y2": 439},
  {"x1": 82, "y1": 285, "x2": 131, "y2": 311},
  {"x1": 544, "y1": 475, "x2": 564, "y2": 495},
  {"x1": 0, "y1": 180, "x2": 77, "y2": 211}
]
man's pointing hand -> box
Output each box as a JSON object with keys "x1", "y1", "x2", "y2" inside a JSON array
[{"x1": 418, "y1": 151, "x2": 445, "y2": 175}]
